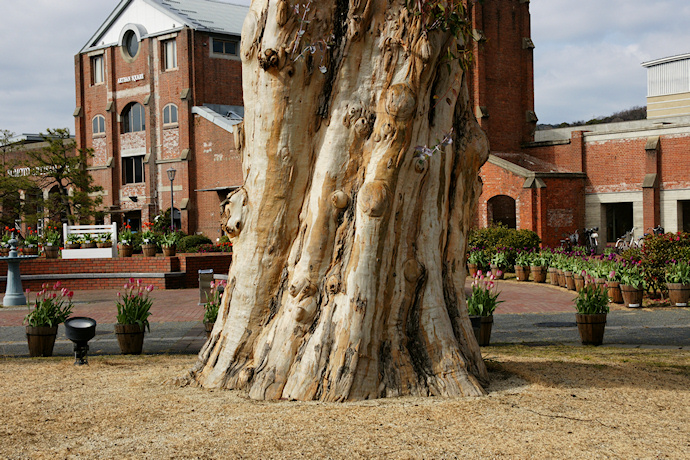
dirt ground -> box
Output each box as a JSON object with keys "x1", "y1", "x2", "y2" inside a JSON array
[{"x1": 1, "y1": 346, "x2": 688, "y2": 459}]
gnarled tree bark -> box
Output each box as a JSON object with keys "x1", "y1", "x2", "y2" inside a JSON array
[{"x1": 186, "y1": 0, "x2": 490, "y2": 401}]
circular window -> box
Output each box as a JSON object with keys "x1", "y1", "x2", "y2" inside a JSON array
[{"x1": 123, "y1": 30, "x2": 139, "y2": 58}]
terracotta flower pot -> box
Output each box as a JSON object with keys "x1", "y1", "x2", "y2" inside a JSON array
[
  {"x1": 26, "y1": 325, "x2": 58, "y2": 357},
  {"x1": 0, "y1": 247, "x2": 9, "y2": 257},
  {"x1": 667, "y1": 283, "x2": 690, "y2": 307},
  {"x1": 515, "y1": 265, "x2": 530, "y2": 282},
  {"x1": 162, "y1": 245, "x2": 177, "y2": 257},
  {"x1": 469, "y1": 315, "x2": 493, "y2": 346},
  {"x1": 118, "y1": 244, "x2": 133, "y2": 258},
  {"x1": 97, "y1": 242, "x2": 112, "y2": 248},
  {"x1": 114, "y1": 323, "x2": 145, "y2": 354},
  {"x1": 66, "y1": 242, "x2": 81, "y2": 249},
  {"x1": 531, "y1": 266, "x2": 547, "y2": 283},
  {"x1": 22, "y1": 247, "x2": 39, "y2": 256},
  {"x1": 142, "y1": 244, "x2": 157, "y2": 257},
  {"x1": 82, "y1": 242, "x2": 96, "y2": 249},
  {"x1": 576, "y1": 313, "x2": 607, "y2": 346},
  {"x1": 607, "y1": 281, "x2": 624, "y2": 304},
  {"x1": 620, "y1": 284, "x2": 644, "y2": 308}
]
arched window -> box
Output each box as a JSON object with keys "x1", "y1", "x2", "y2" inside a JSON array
[
  {"x1": 121, "y1": 102, "x2": 145, "y2": 133},
  {"x1": 488, "y1": 195, "x2": 517, "y2": 229},
  {"x1": 163, "y1": 104, "x2": 178, "y2": 126},
  {"x1": 92, "y1": 115, "x2": 105, "y2": 135}
]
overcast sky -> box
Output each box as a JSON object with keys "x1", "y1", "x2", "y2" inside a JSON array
[{"x1": 1, "y1": 0, "x2": 689, "y2": 136}]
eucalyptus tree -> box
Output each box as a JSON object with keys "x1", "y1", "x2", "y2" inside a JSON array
[{"x1": 186, "y1": 0, "x2": 489, "y2": 401}]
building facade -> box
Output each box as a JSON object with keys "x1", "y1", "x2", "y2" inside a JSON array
[
  {"x1": 74, "y1": 0, "x2": 246, "y2": 238},
  {"x1": 474, "y1": 11, "x2": 690, "y2": 247}
]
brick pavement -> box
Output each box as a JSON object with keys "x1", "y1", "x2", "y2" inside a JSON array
[{"x1": 0, "y1": 278, "x2": 578, "y2": 327}]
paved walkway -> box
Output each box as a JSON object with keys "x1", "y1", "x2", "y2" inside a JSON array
[{"x1": 1, "y1": 279, "x2": 688, "y2": 357}]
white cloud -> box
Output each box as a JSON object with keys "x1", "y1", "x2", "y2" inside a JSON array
[
  {"x1": 0, "y1": 0, "x2": 688, "y2": 132},
  {"x1": 532, "y1": 0, "x2": 690, "y2": 123}
]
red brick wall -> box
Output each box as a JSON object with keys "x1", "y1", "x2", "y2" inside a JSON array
[
  {"x1": 468, "y1": 0, "x2": 535, "y2": 152},
  {"x1": 0, "y1": 253, "x2": 232, "y2": 291},
  {"x1": 76, "y1": 27, "x2": 244, "y2": 237},
  {"x1": 192, "y1": 116, "x2": 243, "y2": 238}
]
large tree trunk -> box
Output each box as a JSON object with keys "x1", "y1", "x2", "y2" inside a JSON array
[{"x1": 186, "y1": 0, "x2": 490, "y2": 401}]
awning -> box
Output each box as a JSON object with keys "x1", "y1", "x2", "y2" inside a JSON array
[{"x1": 194, "y1": 186, "x2": 240, "y2": 192}]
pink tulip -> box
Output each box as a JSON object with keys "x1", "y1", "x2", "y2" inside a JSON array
[{"x1": 495, "y1": 270, "x2": 503, "y2": 278}]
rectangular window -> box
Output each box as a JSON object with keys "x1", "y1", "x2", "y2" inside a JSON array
[
  {"x1": 210, "y1": 37, "x2": 238, "y2": 58},
  {"x1": 163, "y1": 39, "x2": 177, "y2": 70},
  {"x1": 122, "y1": 155, "x2": 145, "y2": 184},
  {"x1": 91, "y1": 55, "x2": 104, "y2": 84}
]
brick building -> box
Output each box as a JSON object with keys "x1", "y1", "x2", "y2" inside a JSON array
[
  {"x1": 471, "y1": 2, "x2": 690, "y2": 248},
  {"x1": 74, "y1": 0, "x2": 246, "y2": 238}
]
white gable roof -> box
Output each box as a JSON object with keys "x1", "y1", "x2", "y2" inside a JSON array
[{"x1": 81, "y1": 0, "x2": 248, "y2": 53}]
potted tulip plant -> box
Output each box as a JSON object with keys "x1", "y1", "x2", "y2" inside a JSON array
[
  {"x1": 160, "y1": 231, "x2": 180, "y2": 257},
  {"x1": 489, "y1": 251, "x2": 509, "y2": 279},
  {"x1": 114, "y1": 279, "x2": 154, "y2": 354},
  {"x1": 140, "y1": 222, "x2": 158, "y2": 257},
  {"x1": 22, "y1": 228, "x2": 39, "y2": 255},
  {"x1": 514, "y1": 251, "x2": 532, "y2": 282},
  {"x1": 202, "y1": 279, "x2": 226, "y2": 338},
  {"x1": 466, "y1": 248, "x2": 488, "y2": 277},
  {"x1": 666, "y1": 260, "x2": 690, "y2": 307},
  {"x1": 24, "y1": 282, "x2": 74, "y2": 357},
  {"x1": 42, "y1": 225, "x2": 62, "y2": 258},
  {"x1": 530, "y1": 251, "x2": 550, "y2": 283},
  {"x1": 574, "y1": 275, "x2": 610, "y2": 346},
  {"x1": 619, "y1": 264, "x2": 645, "y2": 308},
  {"x1": 118, "y1": 224, "x2": 134, "y2": 257},
  {"x1": 467, "y1": 270, "x2": 503, "y2": 346}
]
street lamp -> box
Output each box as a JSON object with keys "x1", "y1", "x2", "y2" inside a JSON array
[{"x1": 167, "y1": 167, "x2": 176, "y2": 231}]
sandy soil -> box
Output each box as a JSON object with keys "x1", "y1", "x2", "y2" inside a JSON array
[{"x1": 0, "y1": 346, "x2": 688, "y2": 459}]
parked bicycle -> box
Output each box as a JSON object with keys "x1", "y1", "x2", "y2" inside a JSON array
[
  {"x1": 560, "y1": 230, "x2": 579, "y2": 252},
  {"x1": 615, "y1": 227, "x2": 637, "y2": 252},
  {"x1": 583, "y1": 227, "x2": 599, "y2": 254},
  {"x1": 636, "y1": 225, "x2": 665, "y2": 248}
]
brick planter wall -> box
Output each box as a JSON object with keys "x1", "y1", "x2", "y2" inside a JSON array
[{"x1": 0, "y1": 252, "x2": 232, "y2": 291}]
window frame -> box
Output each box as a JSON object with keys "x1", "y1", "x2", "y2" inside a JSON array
[
  {"x1": 122, "y1": 155, "x2": 145, "y2": 185},
  {"x1": 121, "y1": 102, "x2": 146, "y2": 134},
  {"x1": 162, "y1": 38, "x2": 177, "y2": 71},
  {"x1": 92, "y1": 115, "x2": 106, "y2": 137},
  {"x1": 209, "y1": 36, "x2": 240, "y2": 60},
  {"x1": 91, "y1": 54, "x2": 104, "y2": 85},
  {"x1": 162, "y1": 104, "x2": 178, "y2": 127}
]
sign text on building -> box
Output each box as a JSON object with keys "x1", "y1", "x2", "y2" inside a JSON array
[{"x1": 117, "y1": 73, "x2": 145, "y2": 84}]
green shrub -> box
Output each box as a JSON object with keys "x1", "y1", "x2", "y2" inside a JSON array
[
  {"x1": 468, "y1": 224, "x2": 541, "y2": 268},
  {"x1": 641, "y1": 232, "x2": 690, "y2": 293},
  {"x1": 178, "y1": 234, "x2": 212, "y2": 253}
]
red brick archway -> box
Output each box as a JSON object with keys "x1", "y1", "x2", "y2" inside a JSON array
[{"x1": 488, "y1": 195, "x2": 517, "y2": 229}]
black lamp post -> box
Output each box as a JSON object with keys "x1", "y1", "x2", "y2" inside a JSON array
[{"x1": 167, "y1": 167, "x2": 176, "y2": 231}]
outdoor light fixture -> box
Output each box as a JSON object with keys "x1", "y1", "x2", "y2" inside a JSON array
[
  {"x1": 167, "y1": 167, "x2": 176, "y2": 231},
  {"x1": 64, "y1": 317, "x2": 97, "y2": 365}
]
